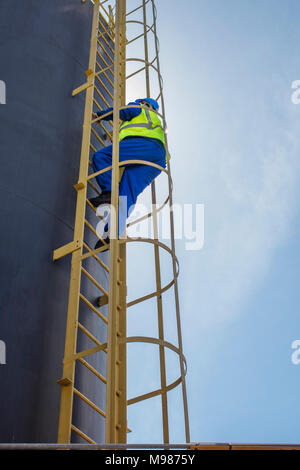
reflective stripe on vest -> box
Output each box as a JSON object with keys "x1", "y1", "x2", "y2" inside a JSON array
[{"x1": 119, "y1": 108, "x2": 166, "y2": 148}]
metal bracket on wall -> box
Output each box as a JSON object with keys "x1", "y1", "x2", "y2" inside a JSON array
[
  {"x1": 72, "y1": 69, "x2": 95, "y2": 97},
  {"x1": 53, "y1": 240, "x2": 81, "y2": 261}
]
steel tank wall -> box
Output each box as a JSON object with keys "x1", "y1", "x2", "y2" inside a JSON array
[{"x1": 0, "y1": 0, "x2": 109, "y2": 443}]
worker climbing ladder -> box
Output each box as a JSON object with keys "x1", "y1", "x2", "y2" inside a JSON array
[{"x1": 54, "y1": 0, "x2": 190, "y2": 445}]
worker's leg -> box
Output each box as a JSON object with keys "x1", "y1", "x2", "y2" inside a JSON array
[
  {"x1": 118, "y1": 163, "x2": 162, "y2": 236},
  {"x1": 92, "y1": 138, "x2": 166, "y2": 238},
  {"x1": 117, "y1": 138, "x2": 166, "y2": 236},
  {"x1": 92, "y1": 138, "x2": 165, "y2": 195}
]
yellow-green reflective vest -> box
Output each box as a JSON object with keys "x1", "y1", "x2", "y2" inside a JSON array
[{"x1": 119, "y1": 107, "x2": 166, "y2": 147}]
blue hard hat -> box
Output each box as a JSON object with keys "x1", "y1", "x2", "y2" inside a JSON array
[{"x1": 135, "y1": 98, "x2": 159, "y2": 110}]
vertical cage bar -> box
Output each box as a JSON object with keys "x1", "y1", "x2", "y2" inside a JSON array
[
  {"x1": 116, "y1": 0, "x2": 127, "y2": 444},
  {"x1": 105, "y1": 0, "x2": 127, "y2": 444},
  {"x1": 142, "y1": 0, "x2": 170, "y2": 443},
  {"x1": 150, "y1": 0, "x2": 190, "y2": 443}
]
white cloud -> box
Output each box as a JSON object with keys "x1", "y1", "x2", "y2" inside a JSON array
[{"x1": 179, "y1": 107, "x2": 300, "y2": 331}]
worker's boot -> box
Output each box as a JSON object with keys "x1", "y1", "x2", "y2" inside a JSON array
[
  {"x1": 94, "y1": 236, "x2": 110, "y2": 252},
  {"x1": 89, "y1": 191, "x2": 111, "y2": 207}
]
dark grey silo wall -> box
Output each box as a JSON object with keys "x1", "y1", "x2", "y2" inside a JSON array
[{"x1": 0, "y1": 0, "x2": 110, "y2": 443}]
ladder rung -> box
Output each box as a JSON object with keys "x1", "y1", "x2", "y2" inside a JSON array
[
  {"x1": 91, "y1": 125, "x2": 106, "y2": 146},
  {"x1": 98, "y1": 17, "x2": 115, "y2": 43},
  {"x1": 81, "y1": 267, "x2": 109, "y2": 297},
  {"x1": 94, "y1": 84, "x2": 110, "y2": 108},
  {"x1": 93, "y1": 96, "x2": 112, "y2": 115},
  {"x1": 98, "y1": 16, "x2": 115, "y2": 37},
  {"x1": 99, "y1": 9, "x2": 115, "y2": 29},
  {"x1": 96, "y1": 48, "x2": 114, "y2": 74},
  {"x1": 87, "y1": 179, "x2": 100, "y2": 196},
  {"x1": 71, "y1": 424, "x2": 96, "y2": 444},
  {"x1": 79, "y1": 293, "x2": 108, "y2": 324},
  {"x1": 97, "y1": 39, "x2": 114, "y2": 65},
  {"x1": 91, "y1": 112, "x2": 113, "y2": 136},
  {"x1": 85, "y1": 199, "x2": 105, "y2": 221},
  {"x1": 98, "y1": 30, "x2": 115, "y2": 56},
  {"x1": 84, "y1": 217, "x2": 102, "y2": 238},
  {"x1": 95, "y1": 62, "x2": 114, "y2": 84},
  {"x1": 91, "y1": 113, "x2": 113, "y2": 139},
  {"x1": 90, "y1": 142, "x2": 97, "y2": 154},
  {"x1": 79, "y1": 357, "x2": 107, "y2": 384},
  {"x1": 95, "y1": 74, "x2": 113, "y2": 100},
  {"x1": 74, "y1": 388, "x2": 106, "y2": 418},
  {"x1": 82, "y1": 242, "x2": 109, "y2": 273},
  {"x1": 78, "y1": 322, "x2": 102, "y2": 347}
]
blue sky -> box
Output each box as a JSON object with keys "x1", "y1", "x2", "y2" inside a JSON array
[
  {"x1": 102, "y1": 0, "x2": 300, "y2": 444},
  {"x1": 157, "y1": 0, "x2": 300, "y2": 443}
]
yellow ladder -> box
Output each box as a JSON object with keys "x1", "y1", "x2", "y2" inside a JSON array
[{"x1": 54, "y1": 0, "x2": 190, "y2": 445}]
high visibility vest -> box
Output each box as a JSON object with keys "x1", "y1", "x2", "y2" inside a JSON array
[{"x1": 119, "y1": 108, "x2": 166, "y2": 147}]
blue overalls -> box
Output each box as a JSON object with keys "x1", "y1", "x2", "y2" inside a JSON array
[{"x1": 92, "y1": 103, "x2": 166, "y2": 237}]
